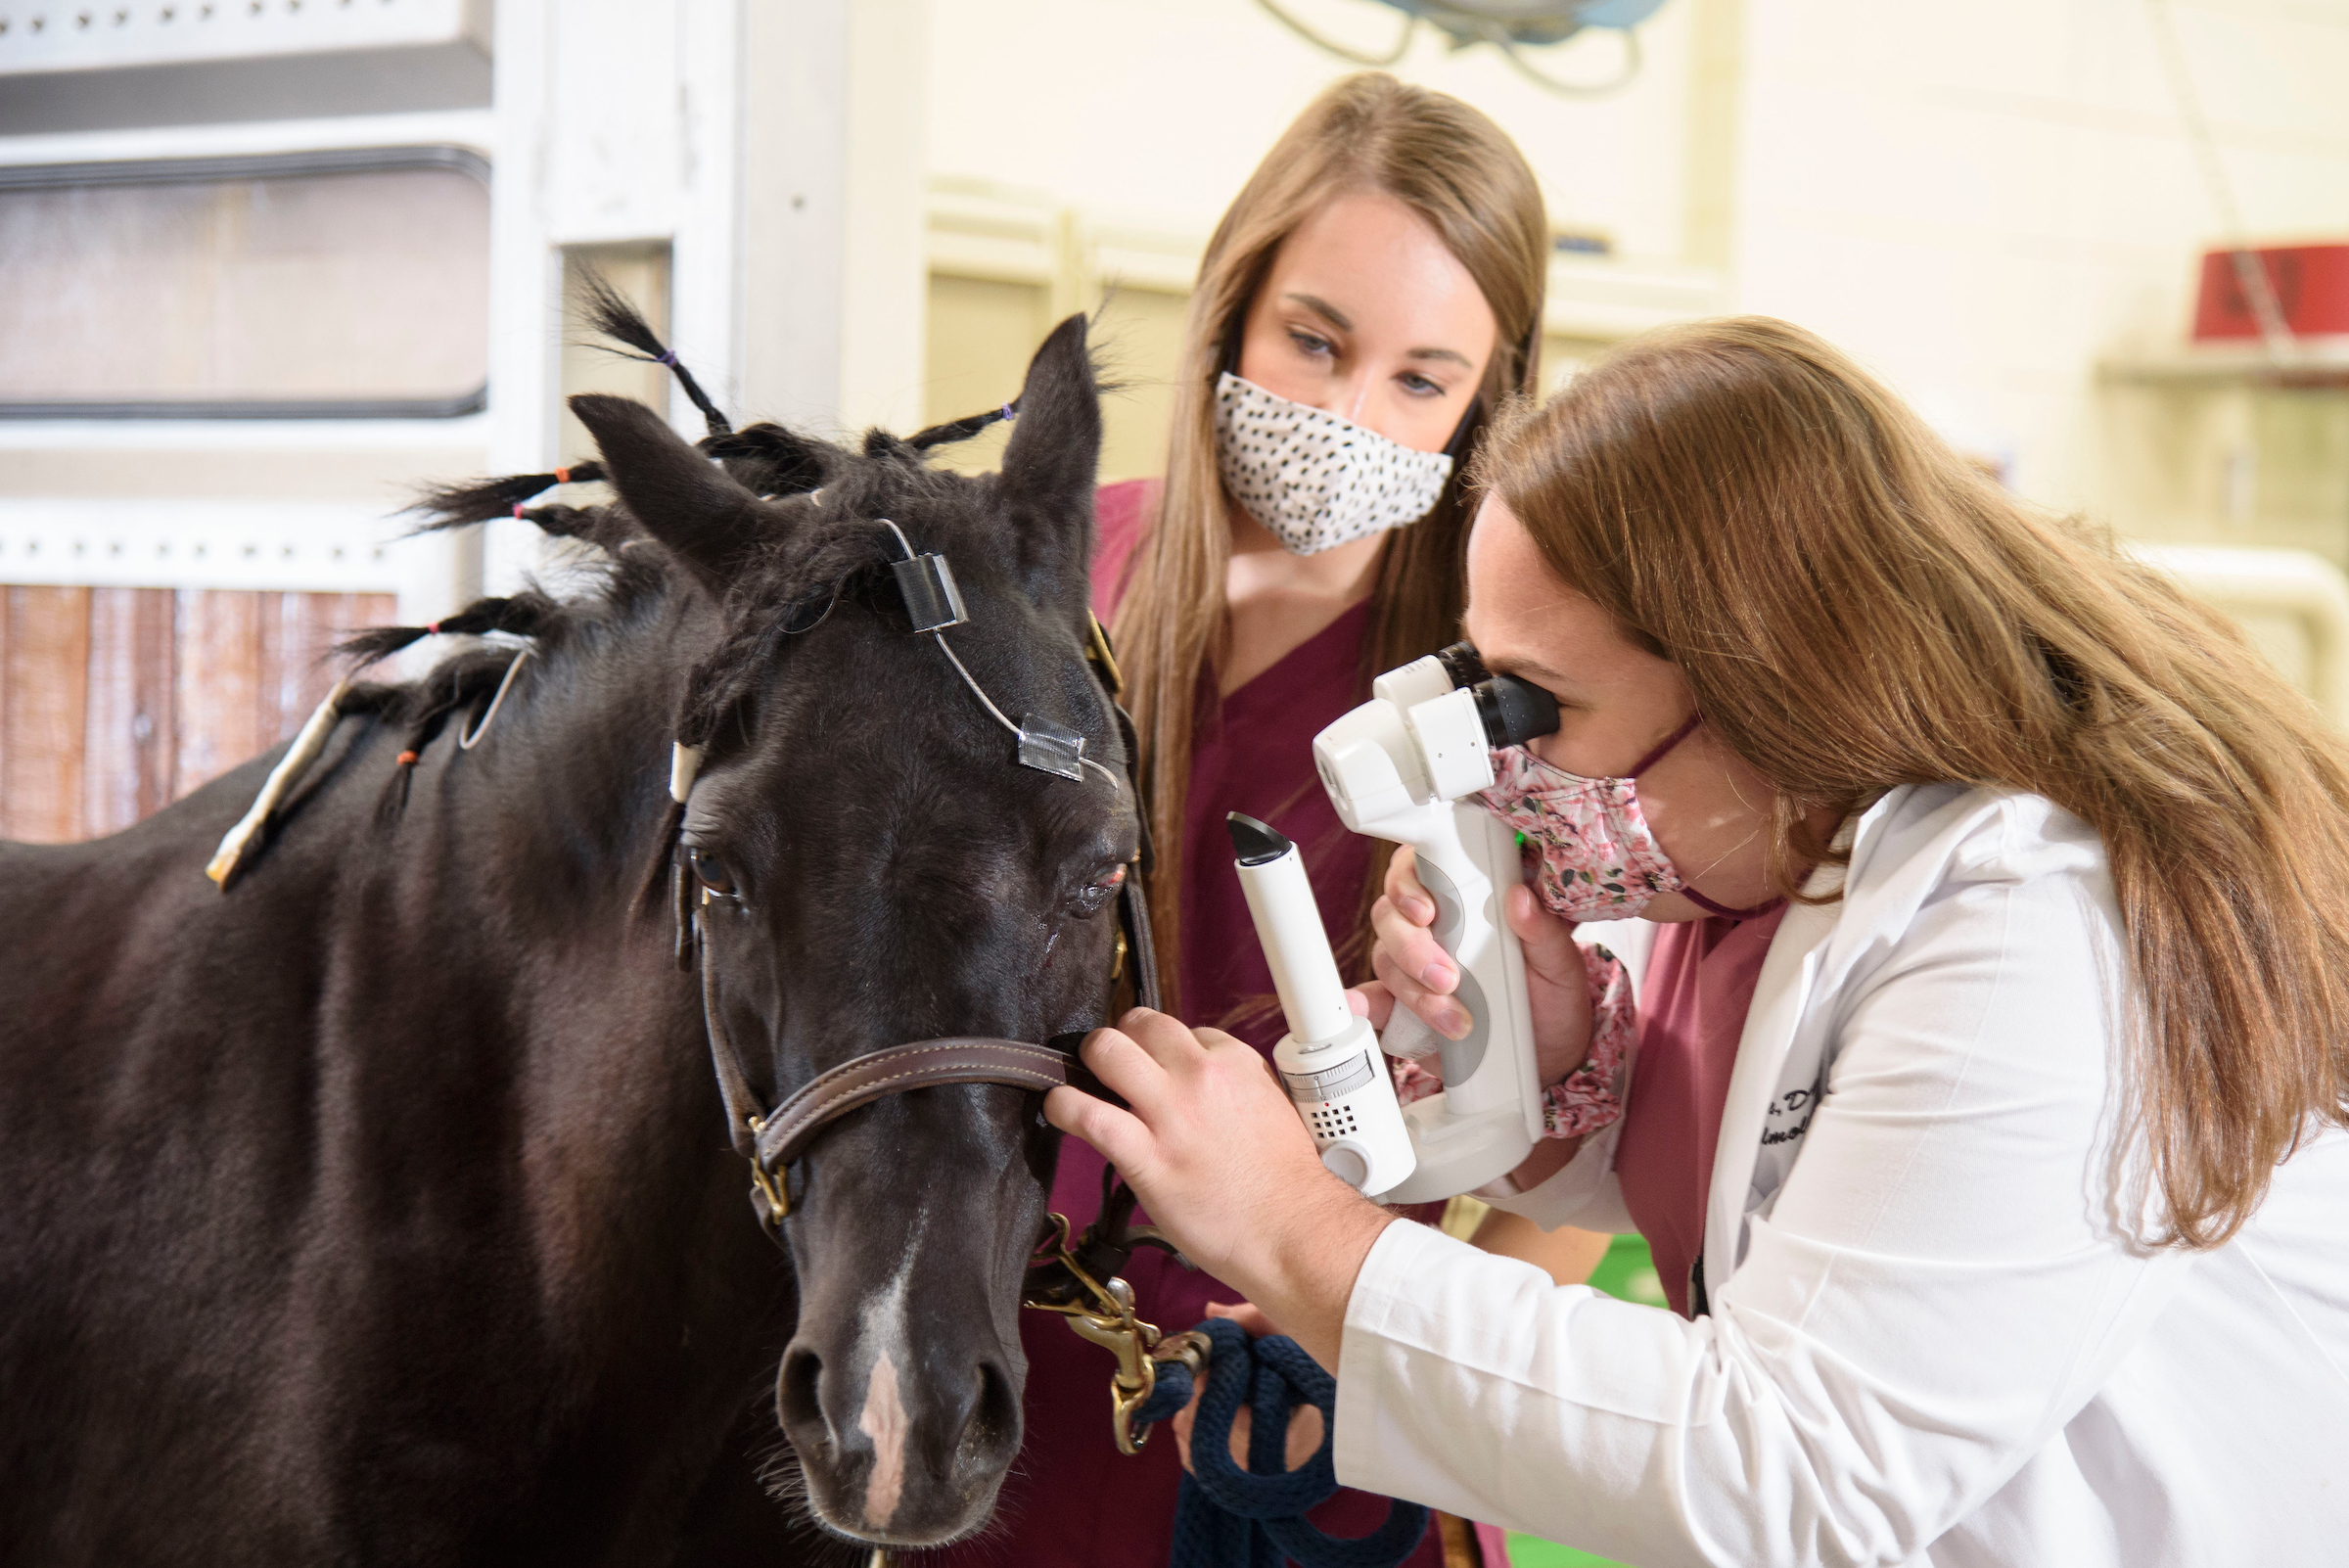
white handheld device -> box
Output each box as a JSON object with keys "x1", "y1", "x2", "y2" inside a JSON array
[
  {"x1": 1309, "y1": 646, "x2": 1560, "y2": 1204},
  {"x1": 1226, "y1": 812, "x2": 1417, "y2": 1196}
]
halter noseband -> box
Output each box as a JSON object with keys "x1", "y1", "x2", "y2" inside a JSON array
[
  {"x1": 676, "y1": 519, "x2": 1177, "y2": 1454},
  {"x1": 679, "y1": 534, "x2": 1179, "y2": 1448}
]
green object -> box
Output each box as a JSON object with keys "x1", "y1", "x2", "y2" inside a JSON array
[
  {"x1": 1505, "y1": 1533, "x2": 1636, "y2": 1567},
  {"x1": 1584, "y1": 1233, "x2": 1668, "y2": 1308},
  {"x1": 1500, "y1": 1236, "x2": 1660, "y2": 1567}
]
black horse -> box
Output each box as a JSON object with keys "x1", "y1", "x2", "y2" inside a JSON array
[{"x1": 0, "y1": 311, "x2": 1137, "y2": 1562}]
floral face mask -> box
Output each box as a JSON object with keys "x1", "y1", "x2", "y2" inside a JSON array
[{"x1": 1475, "y1": 715, "x2": 1778, "y2": 923}]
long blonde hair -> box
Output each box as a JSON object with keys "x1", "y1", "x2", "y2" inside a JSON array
[
  {"x1": 1482, "y1": 315, "x2": 2349, "y2": 1247},
  {"x1": 1113, "y1": 73, "x2": 1547, "y2": 1008}
]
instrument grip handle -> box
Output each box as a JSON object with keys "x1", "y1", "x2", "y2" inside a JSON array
[{"x1": 1379, "y1": 1004, "x2": 1447, "y2": 1064}]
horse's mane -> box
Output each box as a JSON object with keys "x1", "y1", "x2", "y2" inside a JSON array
[{"x1": 331, "y1": 275, "x2": 1025, "y2": 812}]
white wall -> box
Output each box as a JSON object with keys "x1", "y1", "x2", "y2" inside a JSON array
[
  {"x1": 1727, "y1": 0, "x2": 2349, "y2": 510},
  {"x1": 484, "y1": 0, "x2": 931, "y2": 587},
  {"x1": 924, "y1": 0, "x2": 2349, "y2": 523},
  {"x1": 925, "y1": 0, "x2": 1708, "y2": 262}
]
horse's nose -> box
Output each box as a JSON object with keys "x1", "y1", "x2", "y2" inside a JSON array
[
  {"x1": 775, "y1": 1333, "x2": 1025, "y2": 1544},
  {"x1": 777, "y1": 1342, "x2": 830, "y2": 1454},
  {"x1": 935, "y1": 1354, "x2": 1021, "y2": 1484}
]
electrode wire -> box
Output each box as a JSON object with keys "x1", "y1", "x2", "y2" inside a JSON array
[
  {"x1": 879, "y1": 519, "x2": 1122, "y2": 792},
  {"x1": 458, "y1": 647, "x2": 534, "y2": 751},
  {"x1": 931, "y1": 620, "x2": 1125, "y2": 793}
]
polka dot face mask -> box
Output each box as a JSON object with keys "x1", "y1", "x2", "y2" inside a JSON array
[{"x1": 1212, "y1": 372, "x2": 1455, "y2": 556}]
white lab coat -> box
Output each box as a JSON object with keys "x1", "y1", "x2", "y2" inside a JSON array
[{"x1": 1333, "y1": 782, "x2": 2349, "y2": 1566}]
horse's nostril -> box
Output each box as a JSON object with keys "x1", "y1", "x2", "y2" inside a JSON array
[
  {"x1": 958, "y1": 1359, "x2": 1021, "y2": 1466},
  {"x1": 778, "y1": 1345, "x2": 827, "y2": 1448}
]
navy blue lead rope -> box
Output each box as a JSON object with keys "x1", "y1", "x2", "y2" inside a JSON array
[{"x1": 1132, "y1": 1316, "x2": 1430, "y2": 1568}]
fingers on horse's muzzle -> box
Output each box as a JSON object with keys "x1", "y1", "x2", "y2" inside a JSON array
[{"x1": 776, "y1": 1335, "x2": 1023, "y2": 1547}]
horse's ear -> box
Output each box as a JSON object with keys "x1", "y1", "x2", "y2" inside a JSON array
[
  {"x1": 998, "y1": 313, "x2": 1102, "y2": 524},
  {"x1": 570, "y1": 393, "x2": 774, "y2": 594}
]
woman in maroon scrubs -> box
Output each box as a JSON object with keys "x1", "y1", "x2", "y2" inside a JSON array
[{"x1": 935, "y1": 74, "x2": 1575, "y2": 1567}]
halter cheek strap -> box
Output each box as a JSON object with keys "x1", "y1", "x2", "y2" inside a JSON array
[{"x1": 681, "y1": 595, "x2": 1160, "y2": 1232}]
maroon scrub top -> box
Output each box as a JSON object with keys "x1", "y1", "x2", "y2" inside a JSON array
[
  {"x1": 1613, "y1": 903, "x2": 1787, "y2": 1318},
  {"x1": 928, "y1": 481, "x2": 1464, "y2": 1567}
]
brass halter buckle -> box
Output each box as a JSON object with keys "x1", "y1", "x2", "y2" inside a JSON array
[
  {"x1": 745, "y1": 1115, "x2": 791, "y2": 1224},
  {"x1": 1022, "y1": 1213, "x2": 1208, "y2": 1454}
]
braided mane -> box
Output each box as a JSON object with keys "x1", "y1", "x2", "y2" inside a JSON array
[{"x1": 335, "y1": 274, "x2": 1023, "y2": 815}]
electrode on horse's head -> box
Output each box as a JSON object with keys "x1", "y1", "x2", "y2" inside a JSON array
[
  {"x1": 890, "y1": 550, "x2": 969, "y2": 635},
  {"x1": 877, "y1": 518, "x2": 1117, "y2": 789}
]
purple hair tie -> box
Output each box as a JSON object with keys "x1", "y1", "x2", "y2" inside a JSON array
[
  {"x1": 658, "y1": 348, "x2": 679, "y2": 367},
  {"x1": 1000, "y1": 402, "x2": 1015, "y2": 422}
]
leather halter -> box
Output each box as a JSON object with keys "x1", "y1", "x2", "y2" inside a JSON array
[
  {"x1": 684, "y1": 586, "x2": 1188, "y2": 1458},
  {"x1": 695, "y1": 866, "x2": 1160, "y2": 1229},
  {"x1": 684, "y1": 610, "x2": 1161, "y2": 1231}
]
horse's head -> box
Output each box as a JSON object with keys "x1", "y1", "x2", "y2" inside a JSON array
[{"x1": 572, "y1": 316, "x2": 1129, "y2": 1547}]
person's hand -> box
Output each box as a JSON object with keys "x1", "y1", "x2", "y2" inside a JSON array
[
  {"x1": 1170, "y1": 1302, "x2": 1324, "y2": 1476},
  {"x1": 1365, "y1": 847, "x2": 1597, "y2": 1086},
  {"x1": 1042, "y1": 1009, "x2": 1392, "y2": 1369}
]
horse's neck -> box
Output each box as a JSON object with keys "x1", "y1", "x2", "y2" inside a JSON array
[
  {"x1": 427, "y1": 593, "x2": 701, "y2": 930},
  {"x1": 363, "y1": 591, "x2": 790, "y2": 1369}
]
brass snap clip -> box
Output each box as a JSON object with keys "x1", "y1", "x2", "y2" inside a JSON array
[{"x1": 1022, "y1": 1212, "x2": 1186, "y2": 1455}]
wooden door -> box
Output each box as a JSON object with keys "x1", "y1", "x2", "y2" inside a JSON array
[{"x1": 0, "y1": 585, "x2": 394, "y2": 844}]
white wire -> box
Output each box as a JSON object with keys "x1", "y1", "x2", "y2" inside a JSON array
[
  {"x1": 458, "y1": 646, "x2": 533, "y2": 751},
  {"x1": 929, "y1": 630, "x2": 1122, "y2": 793},
  {"x1": 885, "y1": 515, "x2": 1119, "y2": 791},
  {"x1": 932, "y1": 632, "x2": 1021, "y2": 736}
]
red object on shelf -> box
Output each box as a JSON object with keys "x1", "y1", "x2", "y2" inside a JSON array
[{"x1": 2192, "y1": 244, "x2": 2349, "y2": 341}]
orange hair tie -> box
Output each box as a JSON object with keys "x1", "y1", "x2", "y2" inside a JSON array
[
  {"x1": 553, "y1": 466, "x2": 574, "y2": 484},
  {"x1": 395, "y1": 751, "x2": 420, "y2": 768}
]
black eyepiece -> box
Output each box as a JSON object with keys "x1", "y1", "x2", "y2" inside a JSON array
[
  {"x1": 1470, "y1": 674, "x2": 1560, "y2": 748},
  {"x1": 1435, "y1": 640, "x2": 1488, "y2": 690}
]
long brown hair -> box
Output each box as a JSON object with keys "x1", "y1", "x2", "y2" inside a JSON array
[
  {"x1": 1482, "y1": 315, "x2": 2349, "y2": 1247},
  {"x1": 1113, "y1": 73, "x2": 1547, "y2": 1008}
]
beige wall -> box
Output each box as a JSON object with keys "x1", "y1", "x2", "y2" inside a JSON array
[
  {"x1": 925, "y1": 275, "x2": 1190, "y2": 483},
  {"x1": 916, "y1": 0, "x2": 2349, "y2": 552},
  {"x1": 1726, "y1": 0, "x2": 2349, "y2": 531},
  {"x1": 924, "y1": 0, "x2": 1712, "y2": 262}
]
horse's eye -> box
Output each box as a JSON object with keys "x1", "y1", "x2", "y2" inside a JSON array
[
  {"x1": 687, "y1": 846, "x2": 738, "y2": 897},
  {"x1": 1070, "y1": 860, "x2": 1127, "y2": 916}
]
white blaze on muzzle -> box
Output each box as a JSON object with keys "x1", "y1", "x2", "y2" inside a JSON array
[{"x1": 858, "y1": 1351, "x2": 909, "y2": 1530}]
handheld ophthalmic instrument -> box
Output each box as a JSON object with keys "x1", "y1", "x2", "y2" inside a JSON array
[
  {"x1": 1229, "y1": 644, "x2": 1559, "y2": 1205},
  {"x1": 1227, "y1": 811, "x2": 1417, "y2": 1196}
]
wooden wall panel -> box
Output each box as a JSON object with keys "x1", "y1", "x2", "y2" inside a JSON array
[
  {"x1": 171, "y1": 589, "x2": 264, "y2": 803},
  {"x1": 2, "y1": 586, "x2": 93, "y2": 842},
  {"x1": 2, "y1": 586, "x2": 398, "y2": 844},
  {"x1": 82, "y1": 588, "x2": 177, "y2": 838},
  {"x1": 257, "y1": 591, "x2": 379, "y2": 738}
]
